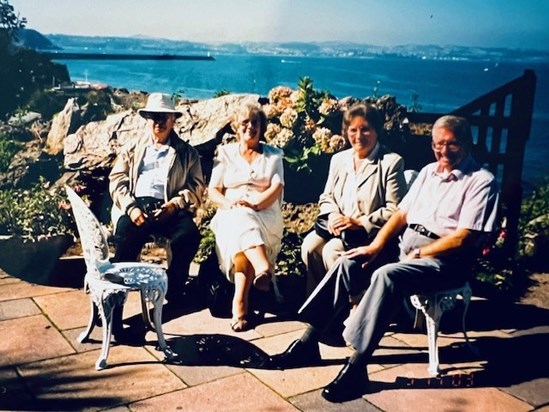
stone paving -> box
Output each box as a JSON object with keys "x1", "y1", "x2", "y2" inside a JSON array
[{"x1": 0, "y1": 265, "x2": 548, "y2": 412}]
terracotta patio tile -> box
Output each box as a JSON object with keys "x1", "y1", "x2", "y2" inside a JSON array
[
  {"x1": 500, "y1": 377, "x2": 549, "y2": 408},
  {"x1": 249, "y1": 330, "x2": 354, "y2": 398},
  {"x1": 17, "y1": 346, "x2": 185, "y2": 411},
  {"x1": 63, "y1": 327, "x2": 105, "y2": 353},
  {"x1": 101, "y1": 407, "x2": 131, "y2": 412},
  {"x1": 130, "y1": 372, "x2": 298, "y2": 412},
  {"x1": 254, "y1": 317, "x2": 307, "y2": 338},
  {"x1": 34, "y1": 289, "x2": 90, "y2": 330},
  {"x1": 364, "y1": 363, "x2": 533, "y2": 412},
  {"x1": 290, "y1": 388, "x2": 382, "y2": 412},
  {"x1": 0, "y1": 315, "x2": 75, "y2": 367},
  {"x1": 0, "y1": 279, "x2": 70, "y2": 302},
  {"x1": 165, "y1": 363, "x2": 242, "y2": 387},
  {"x1": 0, "y1": 276, "x2": 21, "y2": 286},
  {"x1": 162, "y1": 307, "x2": 262, "y2": 340},
  {"x1": 0, "y1": 297, "x2": 40, "y2": 321}
]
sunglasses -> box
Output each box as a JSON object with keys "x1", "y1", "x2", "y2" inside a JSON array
[{"x1": 145, "y1": 113, "x2": 172, "y2": 123}]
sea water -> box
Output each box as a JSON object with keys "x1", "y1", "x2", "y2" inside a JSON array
[{"x1": 55, "y1": 54, "x2": 549, "y2": 185}]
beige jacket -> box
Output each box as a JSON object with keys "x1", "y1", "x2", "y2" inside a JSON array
[
  {"x1": 109, "y1": 130, "x2": 204, "y2": 225},
  {"x1": 318, "y1": 145, "x2": 407, "y2": 237}
]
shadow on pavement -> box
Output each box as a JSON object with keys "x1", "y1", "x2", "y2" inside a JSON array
[
  {"x1": 374, "y1": 332, "x2": 549, "y2": 392},
  {"x1": 166, "y1": 333, "x2": 271, "y2": 369}
]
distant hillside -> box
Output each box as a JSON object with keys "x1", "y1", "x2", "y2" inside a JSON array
[
  {"x1": 16, "y1": 29, "x2": 60, "y2": 50},
  {"x1": 41, "y1": 33, "x2": 549, "y2": 62}
]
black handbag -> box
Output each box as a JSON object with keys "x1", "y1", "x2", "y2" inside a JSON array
[
  {"x1": 314, "y1": 213, "x2": 369, "y2": 250},
  {"x1": 196, "y1": 252, "x2": 234, "y2": 318},
  {"x1": 207, "y1": 276, "x2": 234, "y2": 318},
  {"x1": 314, "y1": 213, "x2": 332, "y2": 240}
]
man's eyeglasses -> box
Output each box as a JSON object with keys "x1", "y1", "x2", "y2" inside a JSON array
[
  {"x1": 145, "y1": 113, "x2": 171, "y2": 123},
  {"x1": 431, "y1": 140, "x2": 462, "y2": 152}
]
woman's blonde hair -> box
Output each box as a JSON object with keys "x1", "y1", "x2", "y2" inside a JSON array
[{"x1": 231, "y1": 104, "x2": 268, "y2": 141}]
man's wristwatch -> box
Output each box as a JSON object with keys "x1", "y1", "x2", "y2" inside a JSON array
[{"x1": 413, "y1": 248, "x2": 421, "y2": 259}]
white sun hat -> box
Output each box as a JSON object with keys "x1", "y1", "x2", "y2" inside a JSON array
[{"x1": 138, "y1": 93, "x2": 182, "y2": 118}]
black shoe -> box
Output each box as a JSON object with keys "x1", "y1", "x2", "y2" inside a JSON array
[
  {"x1": 268, "y1": 339, "x2": 321, "y2": 369},
  {"x1": 321, "y1": 361, "x2": 369, "y2": 403}
]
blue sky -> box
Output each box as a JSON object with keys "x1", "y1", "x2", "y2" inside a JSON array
[{"x1": 11, "y1": 0, "x2": 549, "y2": 50}]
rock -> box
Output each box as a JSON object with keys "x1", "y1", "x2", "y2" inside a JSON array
[
  {"x1": 0, "y1": 138, "x2": 62, "y2": 190},
  {"x1": 64, "y1": 111, "x2": 146, "y2": 170},
  {"x1": 45, "y1": 98, "x2": 82, "y2": 155},
  {"x1": 62, "y1": 93, "x2": 262, "y2": 172},
  {"x1": 176, "y1": 93, "x2": 262, "y2": 148},
  {"x1": 7, "y1": 111, "x2": 42, "y2": 126}
]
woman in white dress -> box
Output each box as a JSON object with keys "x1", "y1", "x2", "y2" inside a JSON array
[{"x1": 209, "y1": 104, "x2": 285, "y2": 331}]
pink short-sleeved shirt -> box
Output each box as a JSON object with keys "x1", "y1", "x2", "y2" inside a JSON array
[{"x1": 399, "y1": 155, "x2": 498, "y2": 237}]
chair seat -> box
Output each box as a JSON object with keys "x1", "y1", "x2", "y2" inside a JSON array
[
  {"x1": 96, "y1": 262, "x2": 167, "y2": 287},
  {"x1": 410, "y1": 282, "x2": 472, "y2": 375}
]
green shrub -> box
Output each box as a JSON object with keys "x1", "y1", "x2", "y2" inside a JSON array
[
  {"x1": 474, "y1": 178, "x2": 549, "y2": 297},
  {"x1": 0, "y1": 180, "x2": 76, "y2": 241},
  {"x1": 27, "y1": 89, "x2": 67, "y2": 120},
  {"x1": 518, "y1": 177, "x2": 549, "y2": 270},
  {"x1": 275, "y1": 229, "x2": 306, "y2": 277},
  {"x1": 0, "y1": 131, "x2": 22, "y2": 172}
]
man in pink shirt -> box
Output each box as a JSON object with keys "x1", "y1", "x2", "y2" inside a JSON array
[{"x1": 269, "y1": 115, "x2": 499, "y2": 402}]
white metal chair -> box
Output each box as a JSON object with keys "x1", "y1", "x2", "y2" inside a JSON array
[
  {"x1": 66, "y1": 186, "x2": 177, "y2": 370},
  {"x1": 410, "y1": 281, "x2": 473, "y2": 375}
]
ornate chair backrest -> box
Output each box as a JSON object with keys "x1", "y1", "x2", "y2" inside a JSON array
[{"x1": 65, "y1": 186, "x2": 111, "y2": 277}]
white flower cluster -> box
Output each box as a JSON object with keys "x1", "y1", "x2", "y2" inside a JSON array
[
  {"x1": 319, "y1": 98, "x2": 339, "y2": 116},
  {"x1": 280, "y1": 108, "x2": 298, "y2": 128},
  {"x1": 267, "y1": 86, "x2": 293, "y2": 117},
  {"x1": 267, "y1": 126, "x2": 293, "y2": 149},
  {"x1": 304, "y1": 126, "x2": 346, "y2": 154},
  {"x1": 264, "y1": 81, "x2": 345, "y2": 164}
]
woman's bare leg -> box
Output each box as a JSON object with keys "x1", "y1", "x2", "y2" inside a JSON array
[
  {"x1": 242, "y1": 244, "x2": 272, "y2": 275},
  {"x1": 231, "y1": 252, "x2": 254, "y2": 331}
]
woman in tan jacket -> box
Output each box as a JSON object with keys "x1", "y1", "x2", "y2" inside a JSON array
[{"x1": 301, "y1": 103, "x2": 407, "y2": 302}]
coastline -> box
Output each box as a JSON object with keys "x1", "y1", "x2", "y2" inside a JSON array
[{"x1": 42, "y1": 52, "x2": 215, "y2": 61}]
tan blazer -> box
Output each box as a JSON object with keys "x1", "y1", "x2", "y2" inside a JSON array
[{"x1": 318, "y1": 145, "x2": 407, "y2": 237}]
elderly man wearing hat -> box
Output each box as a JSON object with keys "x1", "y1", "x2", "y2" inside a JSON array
[{"x1": 109, "y1": 93, "x2": 205, "y2": 318}]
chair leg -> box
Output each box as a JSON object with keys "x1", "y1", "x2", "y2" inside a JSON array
[
  {"x1": 151, "y1": 287, "x2": 177, "y2": 362},
  {"x1": 426, "y1": 304, "x2": 443, "y2": 376},
  {"x1": 140, "y1": 291, "x2": 153, "y2": 330},
  {"x1": 95, "y1": 291, "x2": 127, "y2": 371},
  {"x1": 460, "y1": 286, "x2": 479, "y2": 355},
  {"x1": 96, "y1": 300, "x2": 114, "y2": 370},
  {"x1": 78, "y1": 298, "x2": 97, "y2": 343},
  {"x1": 425, "y1": 316, "x2": 441, "y2": 375}
]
